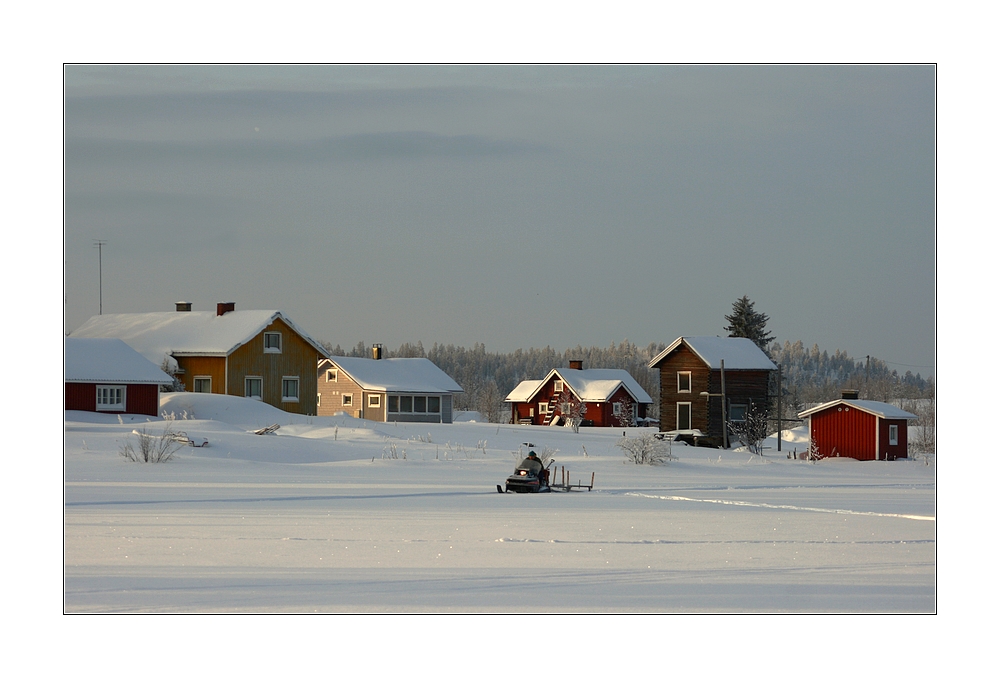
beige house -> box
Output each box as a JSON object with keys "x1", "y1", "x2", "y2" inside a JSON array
[{"x1": 317, "y1": 353, "x2": 463, "y2": 423}]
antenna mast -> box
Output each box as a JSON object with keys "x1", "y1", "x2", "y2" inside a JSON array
[{"x1": 93, "y1": 240, "x2": 107, "y2": 314}]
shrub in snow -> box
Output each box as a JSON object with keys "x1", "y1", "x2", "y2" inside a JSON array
[
  {"x1": 728, "y1": 403, "x2": 769, "y2": 455},
  {"x1": 557, "y1": 392, "x2": 588, "y2": 433},
  {"x1": 617, "y1": 433, "x2": 673, "y2": 465},
  {"x1": 119, "y1": 426, "x2": 181, "y2": 463}
]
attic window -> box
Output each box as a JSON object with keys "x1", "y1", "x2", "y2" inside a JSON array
[
  {"x1": 554, "y1": 381, "x2": 564, "y2": 393},
  {"x1": 326, "y1": 369, "x2": 338, "y2": 382},
  {"x1": 264, "y1": 332, "x2": 282, "y2": 353},
  {"x1": 677, "y1": 372, "x2": 692, "y2": 393}
]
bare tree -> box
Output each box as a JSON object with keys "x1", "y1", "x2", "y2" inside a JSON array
[
  {"x1": 617, "y1": 433, "x2": 674, "y2": 465},
  {"x1": 476, "y1": 378, "x2": 505, "y2": 424},
  {"x1": 557, "y1": 391, "x2": 587, "y2": 433},
  {"x1": 119, "y1": 425, "x2": 182, "y2": 463},
  {"x1": 728, "y1": 403, "x2": 769, "y2": 455}
]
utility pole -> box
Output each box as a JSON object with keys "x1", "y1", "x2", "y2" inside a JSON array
[{"x1": 94, "y1": 240, "x2": 107, "y2": 314}]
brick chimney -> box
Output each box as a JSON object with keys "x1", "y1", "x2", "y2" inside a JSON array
[
  {"x1": 217, "y1": 302, "x2": 235, "y2": 316},
  {"x1": 569, "y1": 360, "x2": 583, "y2": 370},
  {"x1": 175, "y1": 301, "x2": 192, "y2": 312}
]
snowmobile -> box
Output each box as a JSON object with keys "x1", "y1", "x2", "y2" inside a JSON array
[{"x1": 498, "y1": 459, "x2": 553, "y2": 494}]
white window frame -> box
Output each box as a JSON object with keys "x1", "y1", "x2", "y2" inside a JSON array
[
  {"x1": 317, "y1": 393, "x2": 321, "y2": 406},
  {"x1": 554, "y1": 380, "x2": 564, "y2": 393},
  {"x1": 677, "y1": 401, "x2": 692, "y2": 430},
  {"x1": 677, "y1": 371, "x2": 692, "y2": 393},
  {"x1": 342, "y1": 394, "x2": 353, "y2": 407},
  {"x1": 193, "y1": 376, "x2": 212, "y2": 393},
  {"x1": 245, "y1": 376, "x2": 263, "y2": 400},
  {"x1": 281, "y1": 377, "x2": 300, "y2": 402},
  {"x1": 889, "y1": 424, "x2": 899, "y2": 446},
  {"x1": 613, "y1": 402, "x2": 622, "y2": 416},
  {"x1": 264, "y1": 332, "x2": 282, "y2": 354},
  {"x1": 326, "y1": 369, "x2": 338, "y2": 382},
  {"x1": 539, "y1": 402, "x2": 549, "y2": 414},
  {"x1": 368, "y1": 394, "x2": 381, "y2": 408},
  {"x1": 96, "y1": 384, "x2": 126, "y2": 411}
]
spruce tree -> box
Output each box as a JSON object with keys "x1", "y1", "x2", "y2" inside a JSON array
[{"x1": 724, "y1": 295, "x2": 775, "y2": 352}]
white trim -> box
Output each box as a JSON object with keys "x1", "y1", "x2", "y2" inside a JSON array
[
  {"x1": 342, "y1": 393, "x2": 353, "y2": 407},
  {"x1": 368, "y1": 394, "x2": 381, "y2": 408},
  {"x1": 193, "y1": 375, "x2": 212, "y2": 393},
  {"x1": 95, "y1": 384, "x2": 126, "y2": 411},
  {"x1": 554, "y1": 380, "x2": 564, "y2": 392},
  {"x1": 676, "y1": 401, "x2": 692, "y2": 430},
  {"x1": 677, "y1": 371, "x2": 692, "y2": 393},
  {"x1": 281, "y1": 376, "x2": 300, "y2": 402},
  {"x1": 264, "y1": 331, "x2": 282, "y2": 354},
  {"x1": 245, "y1": 376, "x2": 263, "y2": 400},
  {"x1": 889, "y1": 424, "x2": 899, "y2": 446}
]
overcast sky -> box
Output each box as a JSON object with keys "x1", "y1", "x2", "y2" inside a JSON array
[{"x1": 64, "y1": 65, "x2": 935, "y2": 375}]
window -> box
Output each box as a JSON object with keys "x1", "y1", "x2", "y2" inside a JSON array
[
  {"x1": 889, "y1": 425, "x2": 899, "y2": 446},
  {"x1": 414, "y1": 396, "x2": 426, "y2": 413},
  {"x1": 613, "y1": 402, "x2": 622, "y2": 416},
  {"x1": 368, "y1": 394, "x2": 381, "y2": 408},
  {"x1": 729, "y1": 404, "x2": 747, "y2": 422},
  {"x1": 245, "y1": 377, "x2": 262, "y2": 400},
  {"x1": 326, "y1": 369, "x2": 338, "y2": 382},
  {"x1": 539, "y1": 402, "x2": 549, "y2": 414},
  {"x1": 677, "y1": 402, "x2": 692, "y2": 430},
  {"x1": 96, "y1": 385, "x2": 125, "y2": 411},
  {"x1": 554, "y1": 380, "x2": 564, "y2": 393},
  {"x1": 677, "y1": 372, "x2": 692, "y2": 393},
  {"x1": 399, "y1": 396, "x2": 413, "y2": 412},
  {"x1": 388, "y1": 396, "x2": 398, "y2": 412},
  {"x1": 427, "y1": 396, "x2": 440, "y2": 413},
  {"x1": 282, "y1": 377, "x2": 299, "y2": 402},
  {"x1": 193, "y1": 377, "x2": 211, "y2": 393},
  {"x1": 342, "y1": 394, "x2": 353, "y2": 407},
  {"x1": 264, "y1": 332, "x2": 282, "y2": 353}
]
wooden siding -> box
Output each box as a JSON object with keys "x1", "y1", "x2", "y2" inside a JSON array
[
  {"x1": 226, "y1": 317, "x2": 320, "y2": 416},
  {"x1": 879, "y1": 419, "x2": 909, "y2": 460},
  {"x1": 174, "y1": 356, "x2": 225, "y2": 394},
  {"x1": 65, "y1": 382, "x2": 160, "y2": 417},
  {"x1": 317, "y1": 364, "x2": 365, "y2": 418},
  {"x1": 511, "y1": 376, "x2": 643, "y2": 427},
  {"x1": 810, "y1": 406, "x2": 877, "y2": 460}
]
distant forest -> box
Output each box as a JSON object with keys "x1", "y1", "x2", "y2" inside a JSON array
[{"x1": 321, "y1": 339, "x2": 934, "y2": 424}]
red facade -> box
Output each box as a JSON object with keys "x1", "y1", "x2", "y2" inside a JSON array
[
  {"x1": 65, "y1": 382, "x2": 161, "y2": 417},
  {"x1": 510, "y1": 376, "x2": 647, "y2": 427},
  {"x1": 808, "y1": 404, "x2": 909, "y2": 461}
]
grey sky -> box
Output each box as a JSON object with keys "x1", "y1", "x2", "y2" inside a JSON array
[{"x1": 64, "y1": 65, "x2": 935, "y2": 375}]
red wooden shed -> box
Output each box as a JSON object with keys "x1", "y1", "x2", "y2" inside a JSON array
[
  {"x1": 65, "y1": 338, "x2": 174, "y2": 417},
  {"x1": 798, "y1": 395, "x2": 917, "y2": 461}
]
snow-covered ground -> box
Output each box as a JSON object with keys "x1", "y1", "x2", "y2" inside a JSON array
[{"x1": 64, "y1": 392, "x2": 935, "y2": 613}]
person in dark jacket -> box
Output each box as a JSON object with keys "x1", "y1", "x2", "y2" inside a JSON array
[{"x1": 517, "y1": 451, "x2": 548, "y2": 484}]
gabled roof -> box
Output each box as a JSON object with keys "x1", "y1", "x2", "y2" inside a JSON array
[
  {"x1": 798, "y1": 399, "x2": 918, "y2": 420},
  {"x1": 649, "y1": 336, "x2": 778, "y2": 371},
  {"x1": 65, "y1": 338, "x2": 174, "y2": 384},
  {"x1": 505, "y1": 368, "x2": 653, "y2": 404},
  {"x1": 70, "y1": 310, "x2": 329, "y2": 365},
  {"x1": 321, "y1": 357, "x2": 463, "y2": 394}
]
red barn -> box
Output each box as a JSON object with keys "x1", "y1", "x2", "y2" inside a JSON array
[
  {"x1": 65, "y1": 338, "x2": 174, "y2": 417},
  {"x1": 798, "y1": 395, "x2": 917, "y2": 461}
]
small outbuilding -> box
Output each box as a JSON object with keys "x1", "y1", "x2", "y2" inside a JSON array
[
  {"x1": 798, "y1": 392, "x2": 917, "y2": 461},
  {"x1": 65, "y1": 338, "x2": 174, "y2": 417}
]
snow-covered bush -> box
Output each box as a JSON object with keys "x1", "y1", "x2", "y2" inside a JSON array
[
  {"x1": 728, "y1": 403, "x2": 769, "y2": 455},
  {"x1": 119, "y1": 426, "x2": 181, "y2": 463},
  {"x1": 617, "y1": 433, "x2": 673, "y2": 465}
]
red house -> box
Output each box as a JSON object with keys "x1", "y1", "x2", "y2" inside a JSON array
[
  {"x1": 65, "y1": 338, "x2": 174, "y2": 417},
  {"x1": 505, "y1": 361, "x2": 653, "y2": 427},
  {"x1": 798, "y1": 393, "x2": 917, "y2": 461}
]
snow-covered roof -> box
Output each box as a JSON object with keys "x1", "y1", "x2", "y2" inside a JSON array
[
  {"x1": 70, "y1": 310, "x2": 328, "y2": 365},
  {"x1": 505, "y1": 368, "x2": 653, "y2": 404},
  {"x1": 65, "y1": 338, "x2": 174, "y2": 384},
  {"x1": 323, "y1": 357, "x2": 463, "y2": 394},
  {"x1": 798, "y1": 399, "x2": 918, "y2": 420},
  {"x1": 649, "y1": 336, "x2": 778, "y2": 371}
]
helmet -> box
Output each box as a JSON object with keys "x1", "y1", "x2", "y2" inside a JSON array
[{"x1": 527, "y1": 451, "x2": 537, "y2": 458}]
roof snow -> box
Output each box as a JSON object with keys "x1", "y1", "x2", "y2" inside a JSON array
[
  {"x1": 70, "y1": 310, "x2": 327, "y2": 366},
  {"x1": 649, "y1": 336, "x2": 778, "y2": 371},
  {"x1": 65, "y1": 338, "x2": 174, "y2": 384},
  {"x1": 325, "y1": 357, "x2": 463, "y2": 394},
  {"x1": 505, "y1": 368, "x2": 652, "y2": 404},
  {"x1": 798, "y1": 399, "x2": 918, "y2": 420}
]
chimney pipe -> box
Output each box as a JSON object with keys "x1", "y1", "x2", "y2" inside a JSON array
[
  {"x1": 841, "y1": 389, "x2": 859, "y2": 400},
  {"x1": 217, "y1": 302, "x2": 235, "y2": 316},
  {"x1": 175, "y1": 301, "x2": 192, "y2": 312},
  {"x1": 569, "y1": 360, "x2": 583, "y2": 370},
  {"x1": 372, "y1": 343, "x2": 383, "y2": 360}
]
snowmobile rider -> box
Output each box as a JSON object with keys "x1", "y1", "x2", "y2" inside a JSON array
[{"x1": 517, "y1": 451, "x2": 549, "y2": 484}]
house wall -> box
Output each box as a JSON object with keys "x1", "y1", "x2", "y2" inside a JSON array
[
  {"x1": 226, "y1": 317, "x2": 320, "y2": 416},
  {"x1": 317, "y1": 363, "x2": 365, "y2": 418},
  {"x1": 510, "y1": 378, "x2": 643, "y2": 428},
  {"x1": 809, "y1": 406, "x2": 877, "y2": 460},
  {"x1": 878, "y1": 418, "x2": 909, "y2": 460},
  {"x1": 65, "y1": 382, "x2": 160, "y2": 417},
  {"x1": 174, "y1": 356, "x2": 225, "y2": 394}
]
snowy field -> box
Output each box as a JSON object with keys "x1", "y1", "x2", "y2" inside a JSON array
[{"x1": 63, "y1": 392, "x2": 935, "y2": 614}]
